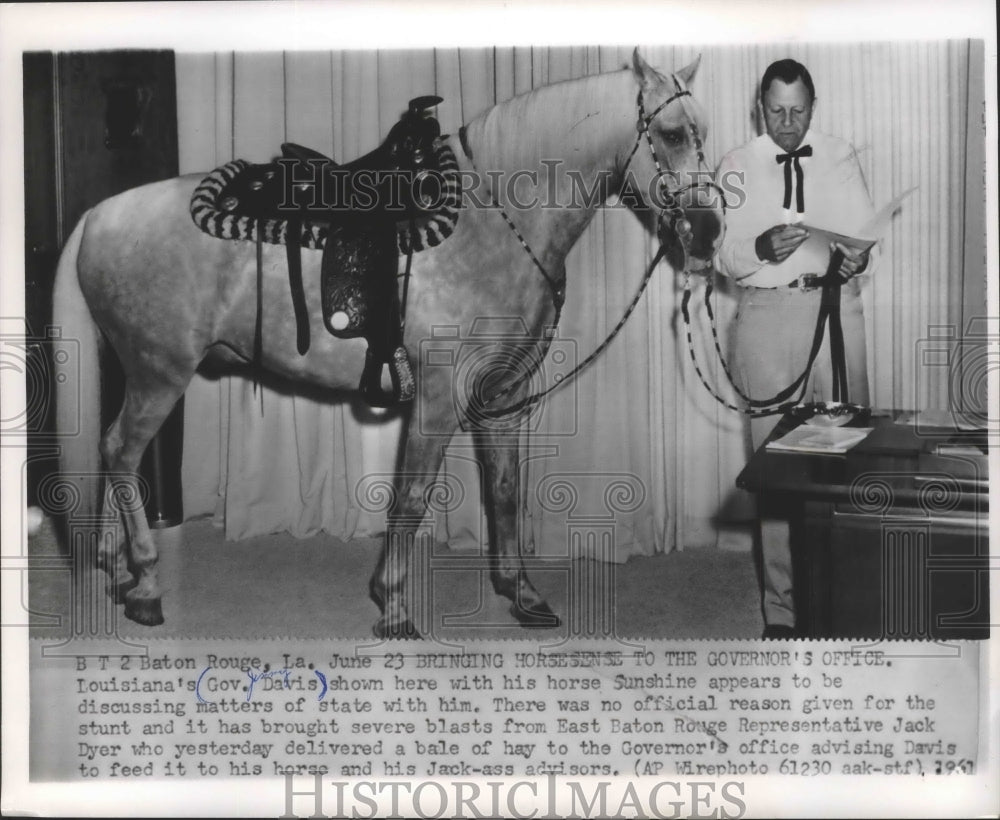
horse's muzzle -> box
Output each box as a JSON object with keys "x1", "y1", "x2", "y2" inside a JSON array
[{"x1": 659, "y1": 183, "x2": 725, "y2": 268}]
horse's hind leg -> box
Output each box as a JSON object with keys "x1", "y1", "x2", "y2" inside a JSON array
[
  {"x1": 96, "y1": 416, "x2": 135, "y2": 604},
  {"x1": 473, "y1": 426, "x2": 559, "y2": 628},
  {"x1": 100, "y1": 379, "x2": 189, "y2": 626}
]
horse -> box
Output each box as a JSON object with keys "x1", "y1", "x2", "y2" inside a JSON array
[{"x1": 52, "y1": 49, "x2": 724, "y2": 639}]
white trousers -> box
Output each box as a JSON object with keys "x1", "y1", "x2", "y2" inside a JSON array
[{"x1": 732, "y1": 281, "x2": 869, "y2": 627}]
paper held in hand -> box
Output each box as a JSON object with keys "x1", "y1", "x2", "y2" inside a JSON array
[{"x1": 794, "y1": 187, "x2": 917, "y2": 268}]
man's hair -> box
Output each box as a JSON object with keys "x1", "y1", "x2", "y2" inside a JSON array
[{"x1": 760, "y1": 59, "x2": 816, "y2": 102}]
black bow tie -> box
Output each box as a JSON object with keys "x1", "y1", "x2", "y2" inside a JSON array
[{"x1": 775, "y1": 144, "x2": 813, "y2": 214}]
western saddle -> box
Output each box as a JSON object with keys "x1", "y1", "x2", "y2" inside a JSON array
[{"x1": 193, "y1": 95, "x2": 449, "y2": 407}]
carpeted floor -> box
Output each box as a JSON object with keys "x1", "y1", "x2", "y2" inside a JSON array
[{"x1": 27, "y1": 515, "x2": 763, "y2": 641}]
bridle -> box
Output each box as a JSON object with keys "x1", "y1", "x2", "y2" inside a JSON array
[
  {"x1": 469, "y1": 74, "x2": 725, "y2": 419},
  {"x1": 629, "y1": 76, "x2": 726, "y2": 274}
]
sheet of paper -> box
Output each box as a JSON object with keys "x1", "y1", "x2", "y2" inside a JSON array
[
  {"x1": 858, "y1": 186, "x2": 919, "y2": 239},
  {"x1": 766, "y1": 426, "x2": 874, "y2": 454},
  {"x1": 794, "y1": 188, "x2": 917, "y2": 271},
  {"x1": 793, "y1": 228, "x2": 876, "y2": 272}
]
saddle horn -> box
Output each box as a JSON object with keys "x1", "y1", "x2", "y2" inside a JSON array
[
  {"x1": 408, "y1": 95, "x2": 443, "y2": 115},
  {"x1": 393, "y1": 96, "x2": 444, "y2": 169}
]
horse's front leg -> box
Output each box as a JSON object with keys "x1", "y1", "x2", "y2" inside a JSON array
[
  {"x1": 473, "y1": 424, "x2": 560, "y2": 628},
  {"x1": 370, "y1": 425, "x2": 447, "y2": 640}
]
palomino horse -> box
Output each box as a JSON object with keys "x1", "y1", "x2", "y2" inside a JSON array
[{"x1": 53, "y1": 49, "x2": 724, "y2": 638}]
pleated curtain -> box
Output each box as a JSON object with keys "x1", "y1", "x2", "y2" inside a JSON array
[{"x1": 175, "y1": 41, "x2": 984, "y2": 559}]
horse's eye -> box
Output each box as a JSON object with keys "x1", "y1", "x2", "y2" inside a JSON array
[{"x1": 662, "y1": 128, "x2": 686, "y2": 146}]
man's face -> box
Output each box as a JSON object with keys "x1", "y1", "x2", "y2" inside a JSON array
[{"x1": 762, "y1": 78, "x2": 815, "y2": 152}]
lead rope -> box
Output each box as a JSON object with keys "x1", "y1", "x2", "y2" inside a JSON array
[
  {"x1": 495, "y1": 210, "x2": 567, "y2": 317},
  {"x1": 681, "y1": 281, "x2": 806, "y2": 418},
  {"x1": 681, "y1": 248, "x2": 848, "y2": 416},
  {"x1": 485, "y1": 243, "x2": 670, "y2": 419}
]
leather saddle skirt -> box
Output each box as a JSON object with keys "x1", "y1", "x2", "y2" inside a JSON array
[{"x1": 188, "y1": 122, "x2": 461, "y2": 406}]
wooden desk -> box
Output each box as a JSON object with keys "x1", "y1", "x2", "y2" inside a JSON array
[{"x1": 737, "y1": 410, "x2": 990, "y2": 639}]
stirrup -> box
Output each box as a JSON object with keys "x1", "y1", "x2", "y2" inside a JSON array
[{"x1": 359, "y1": 345, "x2": 415, "y2": 407}]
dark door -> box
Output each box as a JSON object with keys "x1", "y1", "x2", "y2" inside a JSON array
[{"x1": 24, "y1": 50, "x2": 184, "y2": 526}]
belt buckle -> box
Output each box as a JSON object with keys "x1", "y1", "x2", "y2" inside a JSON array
[{"x1": 798, "y1": 273, "x2": 821, "y2": 292}]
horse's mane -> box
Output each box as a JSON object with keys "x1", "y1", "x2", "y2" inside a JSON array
[{"x1": 466, "y1": 69, "x2": 637, "y2": 175}]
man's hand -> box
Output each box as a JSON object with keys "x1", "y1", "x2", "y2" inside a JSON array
[
  {"x1": 830, "y1": 241, "x2": 870, "y2": 281},
  {"x1": 755, "y1": 224, "x2": 809, "y2": 264}
]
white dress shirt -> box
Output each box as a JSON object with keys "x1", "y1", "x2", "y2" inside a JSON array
[{"x1": 716, "y1": 129, "x2": 877, "y2": 288}]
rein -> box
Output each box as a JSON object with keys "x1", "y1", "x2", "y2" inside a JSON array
[
  {"x1": 680, "y1": 249, "x2": 849, "y2": 418},
  {"x1": 468, "y1": 76, "x2": 720, "y2": 418}
]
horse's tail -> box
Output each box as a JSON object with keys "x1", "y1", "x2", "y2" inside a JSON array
[{"x1": 52, "y1": 211, "x2": 103, "y2": 520}]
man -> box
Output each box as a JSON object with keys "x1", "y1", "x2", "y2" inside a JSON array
[{"x1": 716, "y1": 59, "x2": 877, "y2": 639}]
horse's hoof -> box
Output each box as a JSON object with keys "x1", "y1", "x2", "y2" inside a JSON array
[
  {"x1": 95, "y1": 551, "x2": 119, "y2": 575},
  {"x1": 124, "y1": 595, "x2": 164, "y2": 626},
  {"x1": 510, "y1": 601, "x2": 560, "y2": 628},
  {"x1": 373, "y1": 618, "x2": 422, "y2": 640},
  {"x1": 108, "y1": 577, "x2": 137, "y2": 604}
]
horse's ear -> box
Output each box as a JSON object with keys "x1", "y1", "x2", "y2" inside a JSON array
[
  {"x1": 675, "y1": 54, "x2": 702, "y2": 87},
  {"x1": 632, "y1": 47, "x2": 664, "y2": 92}
]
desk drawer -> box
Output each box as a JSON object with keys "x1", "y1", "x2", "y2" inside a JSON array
[
  {"x1": 804, "y1": 504, "x2": 990, "y2": 639},
  {"x1": 831, "y1": 506, "x2": 982, "y2": 530}
]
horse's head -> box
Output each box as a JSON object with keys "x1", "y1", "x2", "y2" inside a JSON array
[{"x1": 627, "y1": 50, "x2": 725, "y2": 273}]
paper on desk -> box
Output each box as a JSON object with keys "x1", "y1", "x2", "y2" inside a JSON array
[{"x1": 766, "y1": 426, "x2": 874, "y2": 454}]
